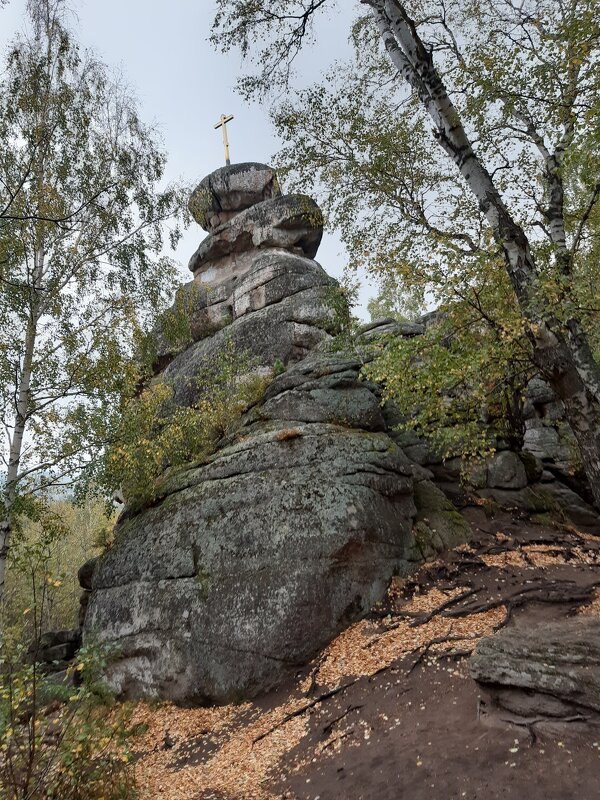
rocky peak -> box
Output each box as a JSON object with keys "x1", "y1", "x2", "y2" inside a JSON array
[
  {"x1": 83, "y1": 163, "x2": 427, "y2": 704},
  {"x1": 188, "y1": 162, "x2": 281, "y2": 233},
  {"x1": 187, "y1": 163, "x2": 323, "y2": 288},
  {"x1": 153, "y1": 163, "x2": 334, "y2": 378},
  {"x1": 83, "y1": 162, "x2": 594, "y2": 707}
]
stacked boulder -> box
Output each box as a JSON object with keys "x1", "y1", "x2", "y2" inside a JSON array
[
  {"x1": 84, "y1": 164, "x2": 437, "y2": 704},
  {"x1": 152, "y1": 163, "x2": 336, "y2": 382}
]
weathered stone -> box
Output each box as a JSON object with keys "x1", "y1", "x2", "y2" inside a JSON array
[
  {"x1": 470, "y1": 618, "x2": 600, "y2": 721},
  {"x1": 33, "y1": 629, "x2": 81, "y2": 651},
  {"x1": 526, "y1": 376, "x2": 556, "y2": 406},
  {"x1": 161, "y1": 286, "x2": 339, "y2": 408},
  {"x1": 358, "y1": 318, "x2": 425, "y2": 341},
  {"x1": 189, "y1": 162, "x2": 281, "y2": 231},
  {"x1": 152, "y1": 252, "x2": 336, "y2": 372},
  {"x1": 86, "y1": 160, "x2": 598, "y2": 711},
  {"x1": 411, "y1": 480, "x2": 471, "y2": 560},
  {"x1": 232, "y1": 251, "x2": 334, "y2": 319},
  {"x1": 487, "y1": 451, "x2": 528, "y2": 489},
  {"x1": 519, "y1": 450, "x2": 544, "y2": 483},
  {"x1": 480, "y1": 482, "x2": 598, "y2": 526},
  {"x1": 188, "y1": 195, "x2": 324, "y2": 274},
  {"x1": 28, "y1": 629, "x2": 81, "y2": 671},
  {"x1": 539, "y1": 482, "x2": 599, "y2": 526},
  {"x1": 86, "y1": 423, "x2": 416, "y2": 703},
  {"x1": 524, "y1": 422, "x2": 577, "y2": 472},
  {"x1": 251, "y1": 353, "x2": 386, "y2": 431},
  {"x1": 79, "y1": 590, "x2": 91, "y2": 628},
  {"x1": 403, "y1": 441, "x2": 442, "y2": 466},
  {"x1": 543, "y1": 400, "x2": 566, "y2": 422},
  {"x1": 78, "y1": 556, "x2": 98, "y2": 591}
]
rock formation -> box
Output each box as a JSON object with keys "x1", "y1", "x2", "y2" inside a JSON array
[
  {"x1": 470, "y1": 619, "x2": 600, "y2": 726},
  {"x1": 361, "y1": 317, "x2": 599, "y2": 527},
  {"x1": 83, "y1": 162, "x2": 596, "y2": 706},
  {"x1": 84, "y1": 163, "x2": 434, "y2": 704}
]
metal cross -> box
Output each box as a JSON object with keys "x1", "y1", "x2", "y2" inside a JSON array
[{"x1": 214, "y1": 113, "x2": 235, "y2": 165}]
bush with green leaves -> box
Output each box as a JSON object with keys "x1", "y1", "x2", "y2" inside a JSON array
[
  {"x1": 0, "y1": 636, "x2": 138, "y2": 800},
  {"x1": 101, "y1": 338, "x2": 272, "y2": 507},
  {"x1": 2, "y1": 496, "x2": 114, "y2": 641}
]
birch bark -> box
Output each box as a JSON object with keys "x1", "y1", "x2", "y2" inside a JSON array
[{"x1": 364, "y1": 0, "x2": 600, "y2": 504}]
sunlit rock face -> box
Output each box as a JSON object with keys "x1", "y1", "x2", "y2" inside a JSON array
[{"x1": 84, "y1": 164, "x2": 421, "y2": 704}]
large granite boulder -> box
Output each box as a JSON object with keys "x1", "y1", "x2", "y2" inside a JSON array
[
  {"x1": 188, "y1": 195, "x2": 324, "y2": 275},
  {"x1": 487, "y1": 451, "x2": 528, "y2": 490},
  {"x1": 86, "y1": 357, "x2": 416, "y2": 703},
  {"x1": 84, "y1": 165, "x2": 419, "y2": 703},
  {"x1": 189, "y1": 162, "x2": 281, "y2": 232}
]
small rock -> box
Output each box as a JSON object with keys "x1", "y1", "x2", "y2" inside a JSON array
[
  {"x1": 471, "y1": 618, "x2": 600, "y2": 723},
  {"x1": 487, "y1": 451, "x2": 528, "y2": 490}
]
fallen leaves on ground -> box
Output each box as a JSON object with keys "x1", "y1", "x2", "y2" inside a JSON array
[
  {"x1": 126, "y1": 525, "x2": 600, "y2": 800},
  {"x1": 128, "y1": 583, "x2": 504, "y2": 800}
]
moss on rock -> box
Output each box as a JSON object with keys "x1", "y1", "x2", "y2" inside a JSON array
[{"x1": 412, "y1": 480, "x2": 471, "y2": 560}]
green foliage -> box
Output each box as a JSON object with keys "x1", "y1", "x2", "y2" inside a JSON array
[
  {"x1": 210, "y1": 0, "x2": 332, "y2": 100},
  {"x1": 0, "y1": 0, "x2": 186, "y2": 555},
  {"x1": 139, "y1": 282, "x2": 202, "y2": 368},
  {"x1": 365, "y1": 275, "x2": 532, "y2": 460},
  {"x1": 100, "y1": 338, "x2": 271, "y2": 506},
  {"x1": 211, "y1": 0, "x2": 600, "y2": 464},
  {"x1": 2, "y1": 496, "x2": 113, "y2": 638},
  {"x1": 367, "y1": 274, "x2": 411, "y2": 323},
  {"x1": 0, "y1": 471, "x2": 136, "y2": 798},
  {"x1": 272, "y1": 358, "x2": 286, "y2": 377},
  {"x1": 0, "y1": 637, "x2": 137, "y2": 800},
  {"x1": 323, "y1": 279, "x2": 361, "y2": 353}
]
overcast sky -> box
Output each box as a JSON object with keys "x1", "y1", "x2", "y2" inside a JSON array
[{"x1": 1, "y1": 0, "x2": 375, "y2": 316}]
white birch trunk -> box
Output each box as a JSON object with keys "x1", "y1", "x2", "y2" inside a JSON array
[
  {"x1": 0, "y1": 245, "x2": 43, "y2": 609},
  {"x1": 367, "y1": 0, "x2": 600, "y2": 505}
]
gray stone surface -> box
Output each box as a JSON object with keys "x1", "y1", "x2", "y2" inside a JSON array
[
  {"x1": 151, "y1": 252, "x2": 336, "y2": 370},
  {"x1": 86, "y1": 421, "x2": 416, "y2": 703},
  {"x1": 410, "y1": 479, "x2": 471, "y2": 561},
  {"x1": 85, "y1": 161, "x2": 597, "y2": 708},
  {"x1": 487, "y1": 451, "x2": 528, "y2": 490},
  {"x1": 480, "y1": 482, "x2": 598, "y2": 526},
  {"x1": 358, "y1": 318, "x2": 425, "y2": 341},
  {"x1": 250, "y1": 353, "x2": 387, "y2": 431},
  {"x1": 28, "y1": 629, "x2": 81, "y2": 674},
  {"x1": 526, "y1": 376, "x2": 556, "y2": 406},
  {"x1": 161, "y1": 286, "x2": 339, "y2": 408},
  {"x1": 78, "y1": 557, "x2": 98, "y2": 591},
  {"x1": 470, "y1": 618, "x2": 600, "y2": 719},
  {"x1": 232, "y1": 251, "x2": 334, "y2": 319},
  {"x1": 189, "y1": 162, "x2": 281, "y2": 231},
  {"x1": 188, "y1": 195, "x2": 323, "y2": 274}
]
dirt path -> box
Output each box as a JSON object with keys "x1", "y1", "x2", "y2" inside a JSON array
[{"x1": 129, "y1": 508, "x2": 600, "y2": 800}]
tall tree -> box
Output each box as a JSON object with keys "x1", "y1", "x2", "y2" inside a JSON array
[
  {"x1": 0, "y1": 0, "x2": 184, "y2": 605},
  {"x1": 212, "y1": 0, "x2": 600, "y2": 503}
]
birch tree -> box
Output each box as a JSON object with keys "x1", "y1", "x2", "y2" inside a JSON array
[
  {"x1": 212, "y1": 0, "x2": 600, "y2": 504},
  {"x1": 0, "y1": 0, "x2": 184, "y2": 605}
]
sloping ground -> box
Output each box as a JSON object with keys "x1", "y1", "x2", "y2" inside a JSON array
[{"x1": 127, "y1": 506, "x2": 600, "y2": 800}]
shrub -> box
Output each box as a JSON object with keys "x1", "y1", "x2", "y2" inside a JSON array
[
  {"x1": 0, "y1": 637, "x2": 137, "y2": 800},
  {"x1": 101, "y1": 337, "x2": 272, "y2": 506}
]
